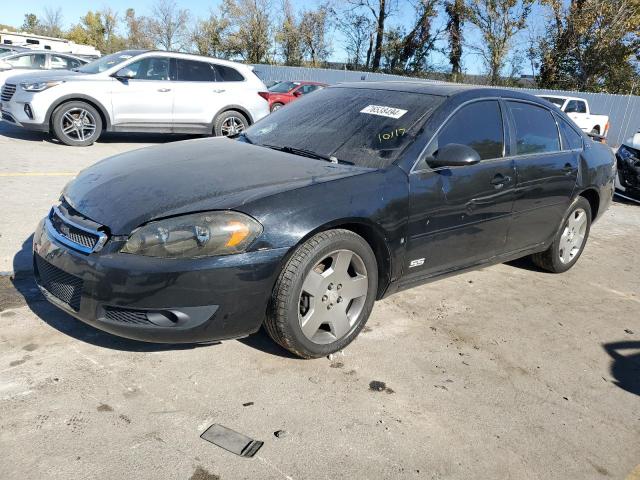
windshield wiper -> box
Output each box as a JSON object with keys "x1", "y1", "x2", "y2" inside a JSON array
[{"x1": 261, "y1": 144, "x2": 353, "y2": 165}]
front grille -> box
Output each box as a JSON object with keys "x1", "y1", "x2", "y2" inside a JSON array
[
  {"x1": 1, "y1": 83, "x2": 16, "y2": 102},
  {"x1": 35, "y1": 255, "x2": 83, "y2": 311},
  {"x1": 49, "y1": 208, "x2": 101, "y2": 252},
  {"x1": 104, "y1": 307, "x2": 152, "y2": 326}
]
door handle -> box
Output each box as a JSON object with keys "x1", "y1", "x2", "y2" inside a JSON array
[
  {"x1": 157, "y1": 88, "x2": 171, "y2": 92},
  {"x1": 491, "y1": 174, "x2": 511, "y2": 189},
  {"x1": 562, "y1": 163, "x2": 575, "y2": 175}
]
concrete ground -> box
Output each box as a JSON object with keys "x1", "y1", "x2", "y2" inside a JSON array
[{"x1": 0, "y1": 122, "x2": 638, "y2": 480}]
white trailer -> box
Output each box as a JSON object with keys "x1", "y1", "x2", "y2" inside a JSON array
[{"x1": 0, "y1": 30, "x2": 100, "y2": 58}]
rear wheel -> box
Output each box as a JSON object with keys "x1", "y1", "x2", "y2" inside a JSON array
[
  {"x1": 531, "y1": 196, "x2": 592, "y2": 273},
  {"x1": 213, "y1": 110, "x2": 248, "y2": 137},
  {"x1": 270, "y1": 102, "x2": 284, "y2": 112},
  {"x1": 265, "y1": 230, "x2": 378, "y2": 358},
  {"x1": 52, "y1": 101, "x2": 102, "y2": 146}
]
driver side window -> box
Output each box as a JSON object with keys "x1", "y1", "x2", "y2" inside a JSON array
[
  {"x1": 123, "y1": 57, "x2": 170, "y2": 80},
  {"x1": 421, "y1": 100, "x2": 504, "y2": 166}
]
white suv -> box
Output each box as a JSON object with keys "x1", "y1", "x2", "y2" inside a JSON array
[{"x1": 0, "y1": 50, "x2": 270, "y2": 146}]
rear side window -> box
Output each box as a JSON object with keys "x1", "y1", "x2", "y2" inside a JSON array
[
  {"x1": 565, "y1": 100, "x2": 587, "y2": 113},
  {"x1": 177, "y1": 59, "x2": 215, "y2": 82},
  {"x1": 556, "y1": 115, "x2": 583, "y2": 150},
  {"x1": 215, "y1": 64, "x2": 244, "y2": 82},
  {"x1": 426, "y1": 100, "x2": 504, "y2": 161},
  {"x1": 50, "y1": 55, "x2": 83, "y2": 70},
  {"x1": 508, "y1": 101, "x2": 560, "y2": 155}
]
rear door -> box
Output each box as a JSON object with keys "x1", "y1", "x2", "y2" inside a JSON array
[
  {"x1": 110, "y1": 56, "x2": 174, "y2": 127},
  {"x1": 504, "y1": 101, "x2": 578, "y2": 252},
  {"x1": 404, "y1": 99, "x2": 516, "y2": 282},
  {"x1": 172, "y1": 58, "x2": 223, "y2": 131}
]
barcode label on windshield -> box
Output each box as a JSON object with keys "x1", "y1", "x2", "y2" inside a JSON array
[{"x1": 360, "y1": 105, "x2": 407, "y2": 119}]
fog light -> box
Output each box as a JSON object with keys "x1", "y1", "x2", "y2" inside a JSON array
[{"x1": 24, "y1": 103, "x2": 33, "y2": 120}]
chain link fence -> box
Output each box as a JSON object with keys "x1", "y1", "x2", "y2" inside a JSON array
[{"x1": 252, "y1": 64, "x2": 640, "y2": 147}]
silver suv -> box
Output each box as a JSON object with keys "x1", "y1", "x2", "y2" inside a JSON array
[{"x1": 0, "y1": 50, "x2": 270, "y2": 146}]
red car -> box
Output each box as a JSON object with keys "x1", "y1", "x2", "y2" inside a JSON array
[{"x1": 267, "y1": 81, "x2": 328, "y2": 112}]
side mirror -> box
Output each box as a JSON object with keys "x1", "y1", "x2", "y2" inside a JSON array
[
  {"x1": 0, "y1": 61, "x2": 12, "y2": 71},
  {"x1": 428, "y1": 143, "x2": 481, "y2": 168},
  {"x1": 113, "y1": 67, "x2": 136, "y2": 80},
  {"x1": 293, "y1": 90, "x2": 302, "y2": 97}
]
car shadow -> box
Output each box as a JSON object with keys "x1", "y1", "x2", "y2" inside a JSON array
[
  {"x1": 505, "y1": 256, "x2": 548, "y2": 273},
  {"x1": 0, "y1": 122, "x2": 197, "y2": 145},
  {"x1": 11, "y1": 235, "x2": 203, "y2": 352},
  {"x1": 603, "y1": 341, "x2": 640, "y2": 396}
]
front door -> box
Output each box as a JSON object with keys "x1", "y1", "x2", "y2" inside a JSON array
[
  {"x1": 403, "y1": 100, "x2": 516, "y2": 285},
  {"x1": 110, "y1": 56, "x2": 174, "y2": 127}
]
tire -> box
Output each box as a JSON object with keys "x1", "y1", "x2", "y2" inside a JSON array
[
  {"x1": 265, "y1": 229, "x2": 378, "y2": 359},
  {"x1": 270, "y1": 102, "x2": 284, "y2": 112},
  {"x1": 531, "y1": 196, "x2": 592, "y2": 273},
  {"x1": 213, "y1": 110, "x2": 248, "y2": 137},
  {"x1": 52, "y1": 101, "x2": 103, "y2": 146},
  {"x1": 590, "y1": 127, "x2": 600, "y2": 135}
]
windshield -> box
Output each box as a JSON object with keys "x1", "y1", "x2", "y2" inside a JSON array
[
  {"x1": 268, "y1": 81, "x2": 299, "y2": 93},
  {"x1": 541, "y1": 96, "x2": 565, "y2": 107},
  {"x1": 244, "y1": 87, "x2": 444, "y2": 168},
  {"x1": 77, "y1": 50, "x2": 145, "y2": 74}
]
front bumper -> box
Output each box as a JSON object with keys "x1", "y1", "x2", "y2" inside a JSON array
[
  {"x1": 1, "y1": 84, "x2": 50, "y2": 132},
  {"x1": 33, "y1": 218, "x2": 288, "y2": 343}
]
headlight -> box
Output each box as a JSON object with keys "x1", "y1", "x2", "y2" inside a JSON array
[
  {"x1": 20, "y1": 80, "x2": 64, "y2": 92},
  {"x1": 121, "y1": 211, "x2": 263, "y2": 258},
  {"x1": 617, "y1": 145, "x2": 632, "y2": 160}
]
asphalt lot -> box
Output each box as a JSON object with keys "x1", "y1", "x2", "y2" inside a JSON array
[{"x1": 0, "y1": 122, "x2": 638, "y2": 480}]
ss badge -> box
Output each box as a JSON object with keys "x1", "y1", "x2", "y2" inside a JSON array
[{"x1": 409, "y1": 258, "x2": 425, "y2": 268}]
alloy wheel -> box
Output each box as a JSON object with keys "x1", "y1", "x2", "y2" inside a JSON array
[
  {"x1": 60, "y1": 108, "x2": 97, "y2": 142},
  {"x1": 559, "y1": 208, "x2": 588, "y2": 264},
  {"x1": 220, "y1": 116, "x2": 245, "y2": 136},
  {"x1": 298, "y1": 249, "x2": 369, "y2": 345}
]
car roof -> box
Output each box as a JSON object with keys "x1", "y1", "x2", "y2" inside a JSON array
[
  {"x1": 4, "y1": 50, "x2": 84, "y2": 58},
  {"x1": 538, "y1": 94, "x2": 584, "y2": 102},
  {"x1": 333, "y1": 81, "x2": 547, "y2": 102},
  {"x1": 143, "y1": 50, "x2": 253, "y2": 70}
]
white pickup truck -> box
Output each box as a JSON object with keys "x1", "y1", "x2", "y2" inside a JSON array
[{"x1": 538, "y1": 95, "x2": 610, "y2": 137}]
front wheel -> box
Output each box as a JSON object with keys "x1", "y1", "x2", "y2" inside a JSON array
[
  {"x1": 51, "y1": 101, "x2": 103, "y2": 146},
  {"x1": 265, "y1": 230, "x2": 378, "y2": 359},
  {"x1": 531, "y1": 196, "x2": 592, "y2": 273}
]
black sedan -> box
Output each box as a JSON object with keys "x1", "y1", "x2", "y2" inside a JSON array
[{"x1": 33, "y1": 83, "x2": 616, "y2": 358}]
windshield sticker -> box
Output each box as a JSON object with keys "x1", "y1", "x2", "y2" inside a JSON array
[
  {"x1": 361, "y1": 105, "x2": 408, "y2": 119},
  {"x1": 378, "y1": 128, "x2": 406, "y2": 142}
]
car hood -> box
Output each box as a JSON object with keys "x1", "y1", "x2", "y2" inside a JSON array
[
  {"x1": 63, "y1": 137, "x2": 372, "y2": 234},
  {"x1": 4, "y1": 69, "x2": 86, "y2": 84}
]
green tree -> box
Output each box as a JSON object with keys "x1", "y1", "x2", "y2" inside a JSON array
[
  {"x1": 275, "y1": 0, "x2": 303, "y2": 66},
  {"x1": 21, "y1": 13, "x2": 41, "y2": 33},
  {"x1": 221, "y1": 0, "x2": 273, "y2": 63},
  {"x1": 445, "y1": 0, "x2": 465, "y2": 81}
]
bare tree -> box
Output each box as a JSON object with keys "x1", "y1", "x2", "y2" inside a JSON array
[
  {"x1": 299, "y1": 5, "x2": 332, "y2": 67},
  {"x1": 445, "y1": 0, "x2": 465, "y2": 81},
  {"x1": 465, "y1": 0, "x2": 534, "y2": 85},
  {"x1": 125, "y1": 9, "x2": 154, "y2": 49},
  {"x1": 334, "y1": 9, "x2": 372, "y2": 69},
  {"x1": 191, "y1": 11, "x2": 230, "y2": 58},
  {"x1": 42, "y1": 7, "x2": 63, "y2": 37},
  {"x1": 346, "y1": 0, "x2": 396, "y2": 71},
  {"x1": 221, "y1": 0, "x2": 272, "y2": 63},
  {"x1": 275, "y1": 0, "x2": 303, "y2": 65},
  {"x1": 148, "y1": 0, "x2": 190, "y2": 51}
]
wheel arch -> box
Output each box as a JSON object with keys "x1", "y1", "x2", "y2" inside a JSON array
[
  {"x1": 211, "y1": 105, "x2": 255, "y2": 128},
  {"x1": 292, "y1": 218, "x2": 393, "y2": 300},
  {"x1": 577, "y1": 187, "x2": 600, "y2": 221},
  {"x1": 46, "y1": 95, "x2": 111, "y2": 131}
]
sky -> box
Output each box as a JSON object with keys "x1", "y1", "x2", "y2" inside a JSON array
[{"x1": 0, "y1": 0, "x2": 549, "y2": 76}]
